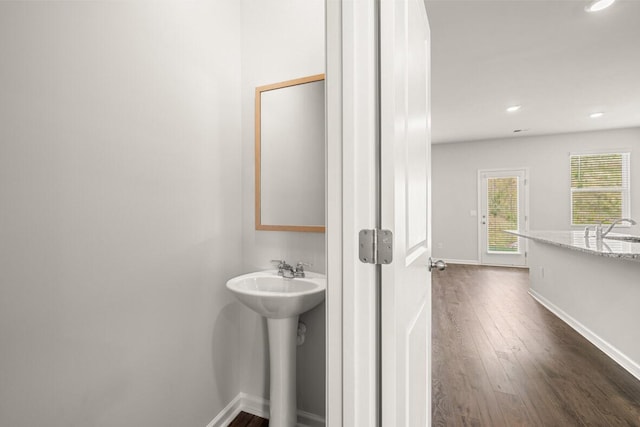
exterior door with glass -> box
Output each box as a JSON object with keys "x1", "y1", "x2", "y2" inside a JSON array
[{"x1": 479, "y1": 169, "x2": 528, "y2": 266}]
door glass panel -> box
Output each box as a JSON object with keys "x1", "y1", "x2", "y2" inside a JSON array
[{"x1": 487, "y1": 176, "x2": 519, "y2": 253}]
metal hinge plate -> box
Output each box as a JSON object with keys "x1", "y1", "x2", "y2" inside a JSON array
[{"x1": 359, "y1": 229, "x2": 393, "y2": 265}]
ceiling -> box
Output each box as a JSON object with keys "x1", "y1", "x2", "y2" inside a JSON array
[{"x1": 425, "y1": 0, "x2": 640, "y2": 144}]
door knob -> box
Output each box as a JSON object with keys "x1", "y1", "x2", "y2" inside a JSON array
[{"x1": 428, "y1": 257, "x2": 447, "y2": 272}]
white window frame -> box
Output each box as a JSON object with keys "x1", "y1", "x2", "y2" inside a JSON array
[{"x1": 569, "y1": 151, "x2": 631, "y2": 227}]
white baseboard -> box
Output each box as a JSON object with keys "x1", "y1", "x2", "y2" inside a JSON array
[
  {"x1": 480, "y1": 262, "x2": 529, "y2": 269},
  {"x1": 443, "y1": 259, "x2": 528, "y2": 268},
  {"x1": 438, "y1": 259, "x2": 529, "y2": 268},
  {"x1": 207, "y1": 392, "x2": 325, "y2": 427},
  {"x1": 297, "y1": 408, "x2": 326, "y2": 427},
  {"x1": 529, "y1": 289, "x2": 640, "y2": 382},
  {"x1": 440, "y1": 258, "x2": 479, "y2": 266},
  {"x1": 206, "y1": 393, "x2": 245, "y2": 427}
]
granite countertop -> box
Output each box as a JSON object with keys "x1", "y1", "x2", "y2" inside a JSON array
[{"x1": 507, "y1": 230, "x2": 640, "y2": 262}]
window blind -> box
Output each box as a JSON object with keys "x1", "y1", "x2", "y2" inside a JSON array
[
  {"x1": 570, "y1": 152, "x2": 630, "y2": 225},
  {"x1": 487, "y1": 176, "x2": 519, "y2": 252}
]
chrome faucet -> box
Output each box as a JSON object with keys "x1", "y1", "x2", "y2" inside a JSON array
[
  {"x1": 584, "y1": 225, "x2": 594, "y2": 238},
  {"x1": 293, "y1": 261, "x2": 311, "y2": 278},
  {"x1": 271, "y1": 259, "x2": 294, "y2": 278},
  {"x1": 595, "y1": 218, "x2": 637, "y2": 240},
  {"x1": 271, "y1": 260, "x2": 312, "y2": 279}
]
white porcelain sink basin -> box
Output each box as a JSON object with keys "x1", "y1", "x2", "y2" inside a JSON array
[{"x1": 226, "y1": 270, "x2": 326, "y2": 319}]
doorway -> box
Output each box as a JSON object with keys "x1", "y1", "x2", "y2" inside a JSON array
[{"x1": 479, "y1": 168, "x2": 529, "y2": 267}]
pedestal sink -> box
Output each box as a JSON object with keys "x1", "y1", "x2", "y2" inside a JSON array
[{"x1": 226, "y1": 270, "x2": 326, "y2": 427}]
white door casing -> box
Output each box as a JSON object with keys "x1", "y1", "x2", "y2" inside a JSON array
[
  {"x1": 381, "y1": 0, "x2": 432, "y2": 426},
  {"x1": 479, "y1": 168, "x2": 529, "y2": 267},
  {"x1": 326, "y1": 0, "x2": 381, "y2": 425}
]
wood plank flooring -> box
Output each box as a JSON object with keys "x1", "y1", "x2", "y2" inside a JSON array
[{"x1": 433, "y1": 264, "x2": 640, "y2": 426}]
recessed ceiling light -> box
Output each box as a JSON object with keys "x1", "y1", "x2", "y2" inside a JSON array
[
  {"x1": 585, "y1": 0, "x2": 616, "y2": 12},
  {"x1": 506, "y1": 105, "x2": 521, "y2": 113},
  {"x1": 590, "y1": 112, "x2": 604, "y2": 118}
]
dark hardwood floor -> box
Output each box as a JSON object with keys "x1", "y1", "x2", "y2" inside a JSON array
[
  {"x1": 227, "y1": 411, "x2": 268, "y2": 427},
  {"x1": 432, "y1": 264, "x2": 640, "y2": 426}
]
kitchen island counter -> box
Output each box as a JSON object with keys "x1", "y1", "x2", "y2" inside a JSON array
[
  {"x1": 511, "y1": 229, "x2": 640, "y2": 382},
  {"x1": 508, "y1": 230, "x2": 640, "y2": 262}
]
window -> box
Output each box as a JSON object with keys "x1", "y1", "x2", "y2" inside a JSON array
[
  {"x1": 570, "y1": 152, "x2": 630, "y2": 226},
  {"x1": 487, "y1": 176, "x2": 519, "y2": 252}
]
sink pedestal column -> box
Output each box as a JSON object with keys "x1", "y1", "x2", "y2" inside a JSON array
[{"x1": 267, "y1": 316, "x2": 298, "y2": 427}]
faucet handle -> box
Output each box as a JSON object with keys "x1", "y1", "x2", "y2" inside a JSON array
[
  {"x1": 293, "y1": 261, "x2": 312, "y2": 278},
  {"x1": 595, "y1": 219, "x2": 613, "y2": 239},
  {"x1": 271, "y1": 259, "x2": 288, "y2": 275},
  {"x1": 584, "y1": 226, "x2": 593, "y2": 238}
]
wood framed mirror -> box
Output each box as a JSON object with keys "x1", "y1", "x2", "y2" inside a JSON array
[{"x1": 255, "y1": 74, "x2": 325, "y2": 232}]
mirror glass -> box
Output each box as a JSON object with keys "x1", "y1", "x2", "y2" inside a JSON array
[{"x1": 256, "y1": 74, "x2": 325, "y2": 232}]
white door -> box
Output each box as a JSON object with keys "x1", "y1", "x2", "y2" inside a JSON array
[
  {"x1": 380, "y1": 0, "x2": 432, "y2": 425},
  {"x1": 479, "y1": 169, "x2": 529, "y2": 266},
  {"x1": 325, "y1": 0, "x2": 434, "y2": 425}
]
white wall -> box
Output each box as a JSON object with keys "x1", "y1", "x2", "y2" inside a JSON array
[
  {"x1": 432, "y1": 127, "x2": 640, "y2": 263},
  {"x1": 240, "y1": 0, "x2": 326, "y2": 417},
  {"x1": 0, "y1": 3, "x2": 246, "y2": 426}
]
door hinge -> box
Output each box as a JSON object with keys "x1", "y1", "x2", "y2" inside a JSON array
[{"x1": 359, "y1": 229, "x2": 393, "y2": 265}]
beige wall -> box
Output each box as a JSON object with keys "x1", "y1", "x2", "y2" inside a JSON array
[
  {"x1": 432, "y1": 127, "x2": 640, "y2": 263},
  {"x1": 0, "y1": 2, "x2": 245, "y2": 426}
]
